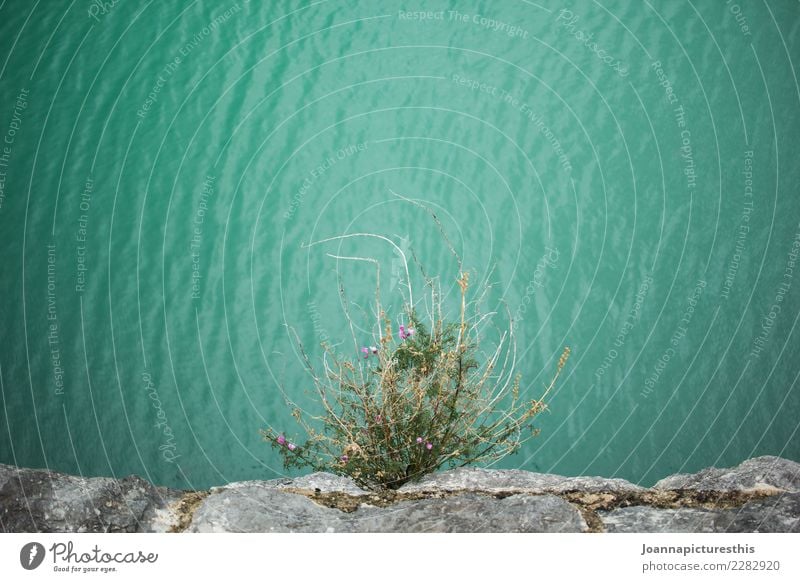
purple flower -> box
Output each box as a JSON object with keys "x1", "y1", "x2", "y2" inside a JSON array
[
  {"x1": 287, "y1": 442, "x2": 297, "y2": 451},
  {"x1": 399, "y1": 324, "x2": 415, "y2": 340},
  {"x1": 276, "y1": 435, "x2": 286, "y2": 446},
  {"x1": 416, "y1": 437, "x2": 423, "y2": 444},
  {"x1": 361, "y1": 347, "x2": 369, "y2": 359},
  {"x1": 375, "y1": 415, "x2": 382, "y2": 423},
  {"x1": 425, "y1": 442, "x2": 433, "y2": 450},
  {"x1": 370, "y1": 346, "x2": 379, "y2": 355},
  {"x1": 340, "y1": 455, "x2": 348, "y2": 462}
]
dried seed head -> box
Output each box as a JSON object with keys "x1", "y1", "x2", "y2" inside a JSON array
[{"x1": 558, "y1": 346, "x2": 571, "y2": 371}]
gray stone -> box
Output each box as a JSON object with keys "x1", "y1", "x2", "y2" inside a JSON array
[
  {"x1": 3, "y1": 458, "x2": 799, "y2": 533},
  {"x1": 399, "y1": 466, "x2": 643, "y2": 495},
  {"x1": 0, "y1": 463, "x2": 183, "y2": 533},
  {"x1": 601, "y1": 506, "x2": 728, "y2": 533},
  {"x1": 188, "y1": 486, "x2": 349, "y2": 533},
  {"x1": 189, "y1": 485, "x2": 587, "y2": 533},
  {"x1": 277, "y1": 471, "x2": 370, "y2": 495},
  {"x1": 350, "y1": 493, "x2": 587, "y2": 533},
  {"x1": 654, "y1": 456, "x2": 800, "y2": 493},
  {"x1": 724, "y1": 493, "x2": 800, "y2": 533},
  {"x1": 600, "y1": 493, "x2": 800, "y2": 533},
  {"x1": 224, "y1": 471, "x2": 369, "y2": 496}
]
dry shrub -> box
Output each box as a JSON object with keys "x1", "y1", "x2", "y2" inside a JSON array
[{"x1": 264, "y1": 220, "x2": 569, "y2": 490}]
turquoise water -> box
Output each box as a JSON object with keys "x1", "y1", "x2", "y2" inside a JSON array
[{"x1": 0, "y1": 1, "x2": 798, "y2": 491}]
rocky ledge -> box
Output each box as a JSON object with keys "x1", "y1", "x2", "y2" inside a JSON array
[{"x1": 1, "y1": 456, "x2": 798, "y2": 533}]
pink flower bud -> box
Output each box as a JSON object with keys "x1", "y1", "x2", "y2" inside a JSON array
[
  {"x1": 276, "y1": 435, "x2": 286, "y2": 446},
  {"x1": 425, "y1": 442, "x2": 433, "y2": 450},
  {"x1": 287, "y1": 442, "x2": 297, "y2": 451},
  {"x1": 416, "y1": 437, "x2": 423, "y2": 444}
]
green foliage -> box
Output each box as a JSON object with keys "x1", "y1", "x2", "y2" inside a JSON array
[{"x1": 263, "y1": 269, "x2": 570, "y2": 490}]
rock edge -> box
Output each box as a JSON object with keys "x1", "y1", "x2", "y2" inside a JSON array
[{"x1": 1, "y1": 456, "x2": 797, "y2": 533}]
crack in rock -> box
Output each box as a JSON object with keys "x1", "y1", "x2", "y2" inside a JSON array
[{"x1": 168, "y1": 491, "x2": 211, "y2": 533}]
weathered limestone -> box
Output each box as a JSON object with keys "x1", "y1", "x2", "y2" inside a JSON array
[{"x1": 2, "y1": 456, "x2": 798, "y2": 533}]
